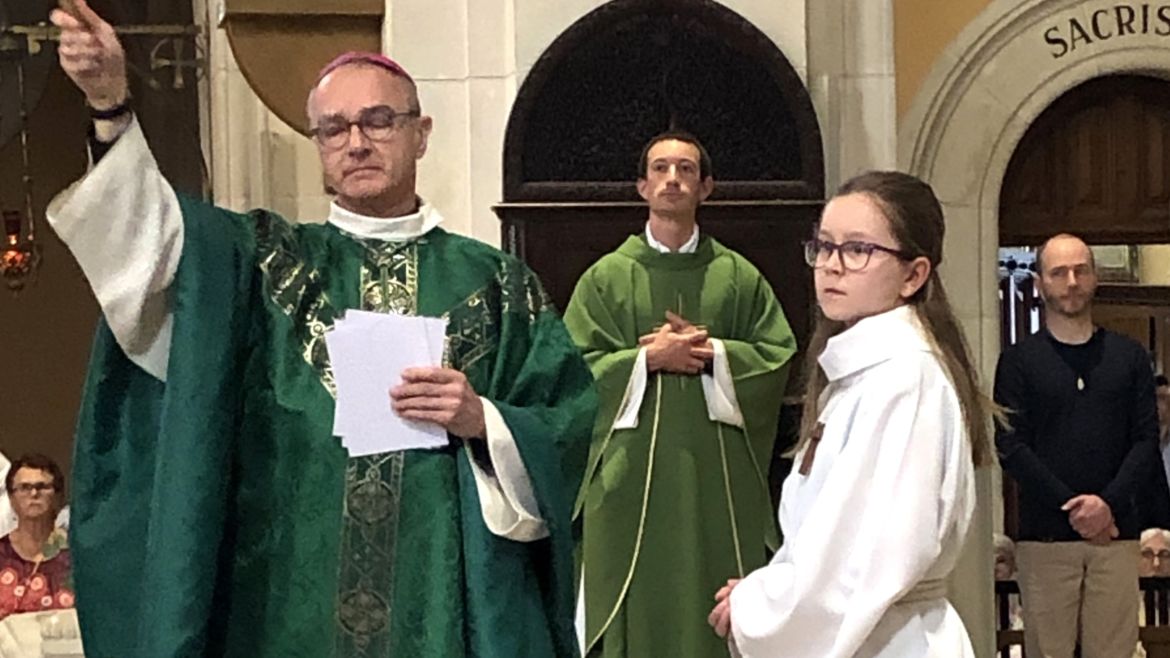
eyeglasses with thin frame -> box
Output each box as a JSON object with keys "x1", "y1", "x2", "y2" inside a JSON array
[
  {"x1": 11, "y1": 482, "x2": 56, "y2": 496},
  {"x1": 310, "y1": 105, "x2": 421, "y2": 150},
  {"x1": 802, "y1": 238, "x2": 915, "y2": 272},
  {"x1": 1143, "y1": 548, "x2": 1170, "y2": 561}
]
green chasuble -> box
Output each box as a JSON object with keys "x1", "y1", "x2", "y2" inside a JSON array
[
  {"x1": 564, "y1": 234, "x2": 796, "y2": 658},
  {"x1": 69, "y1": 197, "x2": 597, "y2": 657}
]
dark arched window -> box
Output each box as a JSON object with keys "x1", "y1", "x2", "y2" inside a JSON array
[{"x1": 503, "y1": 0, "x2": 823, "y2": 203}]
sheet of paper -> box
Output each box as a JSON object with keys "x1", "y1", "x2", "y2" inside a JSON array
[{"x1": 326, "y1": 311, "x2": 449, "y2": 456}]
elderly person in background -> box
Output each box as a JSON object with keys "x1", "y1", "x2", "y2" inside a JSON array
[
  {"x1": 1136, "y1": 528, "x2": 1170, "y2": 658},
  {"x1": 994, "y1": 533, "x2": 1024, "y2": 658},
  {"x1": 1140, "y1": 528, "x2": 1170, "y2": 578},
  {"x1": 0, "y1": 454, "x2": 74, "y2": 620}
]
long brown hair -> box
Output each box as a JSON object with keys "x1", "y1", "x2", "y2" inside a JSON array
[{"x1": 797, "y1": 171, "x2": 998, "y2": 467}]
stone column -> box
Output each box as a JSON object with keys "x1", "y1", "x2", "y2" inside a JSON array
[
  {"x1": 807, "y1": 0, "x2": 897, "y2": 191},
  {"x1": 384, "y1": 0, "x2": 525, "y2": 244},
  {"x1": 203, "y1": 0, "x2": 331, "y2": 222}
]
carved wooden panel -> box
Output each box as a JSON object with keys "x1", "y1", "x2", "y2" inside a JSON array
[{"x1": 1001, "y1": 75, "x2": 1170, "y2": 245}]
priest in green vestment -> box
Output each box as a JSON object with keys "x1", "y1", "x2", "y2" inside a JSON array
[
  {"x1": 47, "y1": 5, "x2": 596, "y2": 657},
  {"x1": 565, "y1": 132, "x2": 796, "y2": 658}
]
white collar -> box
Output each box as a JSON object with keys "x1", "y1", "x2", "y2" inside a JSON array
[
  {"x1": 818, "y1": 305, "x2": 931, "y2": 381},
  {"x1": 645, "y1": 222, "x2": 699, "y2": 254},
  {"x1": 327, "y1": 200, "x2": 444, "y2": 242}
]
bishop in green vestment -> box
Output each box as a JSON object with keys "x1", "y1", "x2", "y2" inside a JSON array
[
  {"x1": 47, "y1": 20, "x2": 595, "y2": 658},
  {"x1": 564, "y1": 133, "x2": 796, "y2": 658}
]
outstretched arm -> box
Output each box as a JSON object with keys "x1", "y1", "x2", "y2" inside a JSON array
[{"x1": 47, "y1": 0, "x2": 182, "y2": 381}]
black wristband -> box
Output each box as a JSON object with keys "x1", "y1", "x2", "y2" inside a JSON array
[{"x1": 88, "y1": 100, "x2": 131, "y2": 121}]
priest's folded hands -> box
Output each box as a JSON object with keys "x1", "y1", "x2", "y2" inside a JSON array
[{"x1": 638, "y1": 310, "x2": 715, "y2": 374}]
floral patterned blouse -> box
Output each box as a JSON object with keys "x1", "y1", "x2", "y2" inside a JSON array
[{"x1": 0, "y1": 534, "x2": 74, "y2": 619}]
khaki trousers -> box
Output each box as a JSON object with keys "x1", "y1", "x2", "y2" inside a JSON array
[{"x1": 1017, "y1": 540, "x2": 1139, "y2": 658}]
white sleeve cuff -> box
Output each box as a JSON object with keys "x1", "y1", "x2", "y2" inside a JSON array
[
  {"x1": 45, "y1": 116, "x2": 180, "y2": 382},
  {"x1": 468, "y1": 397, "x2": 548, "y2": 542},
  {"x1": 701, "y1": 339, "x2": 744, "y2": 428},
  {"x1": 612, "y1": 348, "x2": 649, "y2": 430}
]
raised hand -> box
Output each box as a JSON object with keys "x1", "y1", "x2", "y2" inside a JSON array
[{"x1": 51, "y1": 0, "x2": 128, "y2": 110}]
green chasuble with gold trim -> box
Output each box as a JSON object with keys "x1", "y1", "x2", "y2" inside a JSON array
[
  {"x1": 68, "y1": 197, "x2": 597, "y2": 657},
  {"x1": 564, "y1": 234, "x2": 796, "y2": 658}
]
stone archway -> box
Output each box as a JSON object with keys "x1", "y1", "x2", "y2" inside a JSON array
[{"x1": 899, "y1": 2, "x2": 1170, "y2": 654}]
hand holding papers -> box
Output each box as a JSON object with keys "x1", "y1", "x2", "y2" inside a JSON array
[
  {"x1": 326, "y1": 310, "x2": 449, "y2": 456},
  {"x1": 392, "y1": 367, "x2": 488, "y2": 440}
]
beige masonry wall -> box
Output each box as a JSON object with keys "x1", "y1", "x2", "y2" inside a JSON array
[{"x1": 894, "y1": 0, "x2": 993, "y2": 117}]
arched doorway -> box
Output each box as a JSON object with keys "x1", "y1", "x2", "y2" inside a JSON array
[{"x1": 997, "y1": 72, "x2": 1170, "y2": 550}]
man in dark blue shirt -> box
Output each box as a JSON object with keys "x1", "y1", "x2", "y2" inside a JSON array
[{"x1": 995, "y1": 233, "x2": 1159, "y2": 658}]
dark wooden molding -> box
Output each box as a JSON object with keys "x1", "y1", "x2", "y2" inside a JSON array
[
  {"x1": 221, "y1": 0, "x2": 381, "y2": 17},
  {"x1": 1096, "y1": 284, "x2": 1170, "y2": 307}
]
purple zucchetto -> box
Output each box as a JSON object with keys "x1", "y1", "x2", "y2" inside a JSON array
[{"x1": 315, "y1": 51, "x2": 414, "y2": 86}]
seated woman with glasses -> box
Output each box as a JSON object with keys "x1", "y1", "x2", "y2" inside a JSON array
[{"x1": 0, "y1": 453, "x2": 74, "y2": 620}]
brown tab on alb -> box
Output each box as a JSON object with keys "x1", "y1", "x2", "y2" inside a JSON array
[{"x1": 798, "y1": 422, "x2": 825, "y2": 476}]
